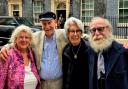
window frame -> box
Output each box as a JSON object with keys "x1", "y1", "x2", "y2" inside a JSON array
[
  {"x1": 33, "y1": 0, "x2": 44, "y2": 24},
  {"x1": 81, "y1": 0, "x2": 94, "y2": 26},
  {"x1": 118, "y1": 0, "x2": 128, "y2": 24}
]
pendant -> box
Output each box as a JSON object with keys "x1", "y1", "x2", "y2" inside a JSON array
[{"x1": 74, "y1": 54, "x2": 77, "y2": 59}]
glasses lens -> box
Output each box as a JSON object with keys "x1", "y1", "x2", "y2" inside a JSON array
[
  {"x1": 76, "y1": 30, "x2": 82, "y2": 33},
  {"x1": 90, "y1": 27, "x2": 106, "y2": 33},
  {"x1": 97, "y1": 27, "x2": 104, "y2": 32},
  {"x1": 69, "y1": 29, "x2": 82, "y2": 33}
]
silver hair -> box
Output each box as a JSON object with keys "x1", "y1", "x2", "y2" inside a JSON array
[
  {"x1": 9, "y1": 25, "x2": 34, "y2": 46},
  {"x1": 90, "y1": 17, "x2": 113, "y2": 31},
  {"x1": 64, "y1": 17, "x2": 84, "y2": 35}
]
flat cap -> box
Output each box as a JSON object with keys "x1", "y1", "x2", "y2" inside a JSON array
[{"x1": 39, "y1": 11, "x2": 56, "y2": 21}]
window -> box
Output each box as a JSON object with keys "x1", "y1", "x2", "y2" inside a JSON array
[
  {"x1": 33, "y1": 0, "x2": 44, "y2": 24},
  {"x1": 81, "y1": 0, "x2": 94, "y2": 24},
  {"x1": 12, "y1": 4, "x2": 19, "y2": 16},
  {"x1": 119, "y1": 0, "x2": 128, "y2": 23}
]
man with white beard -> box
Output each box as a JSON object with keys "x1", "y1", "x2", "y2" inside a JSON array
[{"x1": 88, "y1": 17, "x2": 128, "y2": 89}]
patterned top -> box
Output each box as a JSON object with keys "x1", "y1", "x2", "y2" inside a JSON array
[{"x1": 0, "y1": 47, "x2": 41, "y2": 89}]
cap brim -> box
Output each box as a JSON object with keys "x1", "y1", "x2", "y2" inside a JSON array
[{"x1": 40, "y1": 18, "x2": 53, "y2": 21}]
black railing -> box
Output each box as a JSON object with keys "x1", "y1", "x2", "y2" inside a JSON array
[
  {"x1": 84, "y1": 16, "x2": 128, "y2": 39},
  {"x1": 106, "y1": 16, "x2": 128, "y2": 39}
]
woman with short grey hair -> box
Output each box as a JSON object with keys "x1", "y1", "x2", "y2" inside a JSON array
[
  {"x1": 64, "y1": 17, "x2": 84, "y2": 37},
  {"x1": 62, "y1": 17, "x2": 90, "y2": 89}
]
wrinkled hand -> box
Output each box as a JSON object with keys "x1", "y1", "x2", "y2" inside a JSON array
[
  {"x1": 123, "y1": 43, "x2": 128, "y2": 49},
  {"x1": 0, "y1": 47, "x2": 9, "y2": 62}
]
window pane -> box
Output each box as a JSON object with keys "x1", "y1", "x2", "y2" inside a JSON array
[
  {"x1": 90, "y1": 3, "x2": 94, "y2": 9},
  {"x1": 13, "y1": 5, "x2": 19, "y2": 10},
  {"x1": 119, "y1": 16, "x2": 128, "y2": 23},
  {"x1": 82, "y1": 17, "x2": 85, "y2": 22},
  {"x1": 124, "y1": 9, "x2": 128, "y2": 15},
  {"x1": 124, "y1": 1, "x2": 128, "y2": 8},
  {"x1": 124, "y1": 17, "x2": 128, "y2": 23},
  {"x1": 119, "y1": 9, "x2": 123, "y2": 16},
  {"x1": 81, "y1": 0, "x2": 94, "y2": 23},
  {"x1": 119, "y1": 9, "x2": 128, "y2": 23},
  {"x1": 82, "y1": 4, "x2": 85, "y2": 9},
  {"x1": 33, "y1": 1, "x2": 44, "y2": 23},
  {"x1": 90, "y1": 10, "x2": 94, "y2": 16},
  {"x1": 85, "y1": 10, "x2": 92, "y2": 16},
  {"x1": 119, "y1": 0, "x2": 123, "y2": 8},
  {"x1": 82, "y1": 0, "x2": 85, "y2": 3},
  {"x1": 85, "y1": 4, "x2": 90, "y2": 9},
  {"x1": 119, "y1": 17, "x2": 124, "y2": 23},
  {"x1": 85, "y1": 11, "x2": 90, "y2": 16},
  {"x1": 82, "y1": 11, "x2": 86, "y2": 16},
  {"x1": 85, "y1": 0, "x2": 94, "y2": 3},
  {"x1": 119, "y1": 0, "x2": 128, "y2": 23},
  {"x1": 85, "y1": 17, "x2": 92, "y2": 22}
]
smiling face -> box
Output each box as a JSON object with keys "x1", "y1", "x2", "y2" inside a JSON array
[
  {"x1": 67, "y1": 23, "x2": 82, "y2": 46},
  {"x1": 89, "y1": 17, "x2": 114, "y2": 52},
  {"x1": 89, "y1": 18, "x2": 111, "y2": 43},
  {"x1": 15, "y1": 31, "x2": 31, "y2": 51},
  {"x1": 41, "y1": 19, "x2": 57, "y2": 38}
]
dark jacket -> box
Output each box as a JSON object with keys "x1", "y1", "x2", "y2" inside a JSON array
[
  {"x1": 89, "y1": 41, "x2": 128, "y2": 89},
  {"x1": 62, "y1": 39, "x2": 92, "y2": 89}
]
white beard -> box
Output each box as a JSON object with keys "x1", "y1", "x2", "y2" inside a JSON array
[{"x1": 89, "y1": 33, "x2": 114, "y2": 53}]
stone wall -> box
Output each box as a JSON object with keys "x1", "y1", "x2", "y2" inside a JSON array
[
  {"x1": 0, "y1": 0, "x2": 7, "y2": 16},
  {"x1": 22, "y1": 0, "x2": 33, "y2": 22}
]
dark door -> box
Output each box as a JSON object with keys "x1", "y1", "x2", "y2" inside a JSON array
[{"x1": 56, "y1": 10, "x2": 66, "y2": 29}]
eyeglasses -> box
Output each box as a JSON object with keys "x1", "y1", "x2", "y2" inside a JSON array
[
  {"x1": 68, "y1": 29, "x2": 82, "y2": 34},
  {"x1": 89, "y1": 26, "x2": 108, "y2": 33}
]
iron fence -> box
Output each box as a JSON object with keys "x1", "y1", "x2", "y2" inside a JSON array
[{"x1": 84, "y1": 16, "x2": 128, "y2": 39}]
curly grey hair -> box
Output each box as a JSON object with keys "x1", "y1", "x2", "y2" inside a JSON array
[{"x1": 64, "y1": 17, "x2": 84, "y2": 35}]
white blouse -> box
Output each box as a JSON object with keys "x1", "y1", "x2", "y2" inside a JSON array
[{"x1": 24, "y1": 62, "x2": 38, "y2": 89}]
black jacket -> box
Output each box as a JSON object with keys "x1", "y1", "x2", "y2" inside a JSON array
[
  {"x1": 62, "y1": 39, "x2": 90, "y2": 89},
  {"x1": 90, "y1": 41, "x2": 128, "y2": 89}
]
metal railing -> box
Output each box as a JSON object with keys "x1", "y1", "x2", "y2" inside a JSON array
[{"x1": 84, "y1": 16, "x2": 128, "y2": 39}]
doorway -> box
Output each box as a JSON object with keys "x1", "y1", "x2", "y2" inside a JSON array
[{"x1": 56, "y1": 10, "x2": 66, "y2": 29}]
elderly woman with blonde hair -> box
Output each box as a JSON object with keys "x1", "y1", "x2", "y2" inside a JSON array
[{"x1": 0, "y1": 25, "x2": 41, "y2": 89}]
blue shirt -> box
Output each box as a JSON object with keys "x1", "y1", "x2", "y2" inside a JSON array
[{"x1": 40, "y1": 34, "x2": 62, "y2": 80}]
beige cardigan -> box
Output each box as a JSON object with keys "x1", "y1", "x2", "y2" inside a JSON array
[{"x1": 32, "y1": 29, "x2": 68, "y2": 70}]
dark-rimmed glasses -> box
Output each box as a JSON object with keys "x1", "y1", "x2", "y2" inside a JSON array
[
  {"x1": 68, "y1": 29, "x2": 82, "y2": 34},
  {"x1": 89, "y1": 26, "x2": 108, "y2": 33}
]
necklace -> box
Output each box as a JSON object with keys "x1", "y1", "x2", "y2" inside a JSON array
[{"x1": 71, "y1": 42, "x2": 81, "y2": 59}]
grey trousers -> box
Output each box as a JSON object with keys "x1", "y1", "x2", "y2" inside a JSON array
[{"x1": 41, "y1": 77, "x2": 62, "y2": 89}]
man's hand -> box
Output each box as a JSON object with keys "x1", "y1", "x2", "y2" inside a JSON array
[{"x1": 0, "y1": 47, "x2": 9, "y2": 62}]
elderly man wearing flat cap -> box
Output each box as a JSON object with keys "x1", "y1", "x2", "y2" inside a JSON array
[
  {"x1": 33, "y1": 11, "x2": 67, "y2": 89},
  {"x1": 0, "y1": 11, "x2": 68, "y2": 89}
]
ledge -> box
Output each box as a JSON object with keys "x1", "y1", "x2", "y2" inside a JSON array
[{"x1": 116, "y1": 39, "x2": 128, "y2": 44}]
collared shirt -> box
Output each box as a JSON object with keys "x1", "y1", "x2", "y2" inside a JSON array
[{"x1": 40, "y1": 34, "x2": 62, "y2": 80}]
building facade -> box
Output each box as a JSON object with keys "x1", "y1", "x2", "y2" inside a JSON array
[
  {"x1": 0, "y1": 0, "x2": 128, "y2": 36},
  {"x1": 0, "y1": 0, "x2": 127, "y2": 24}
]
